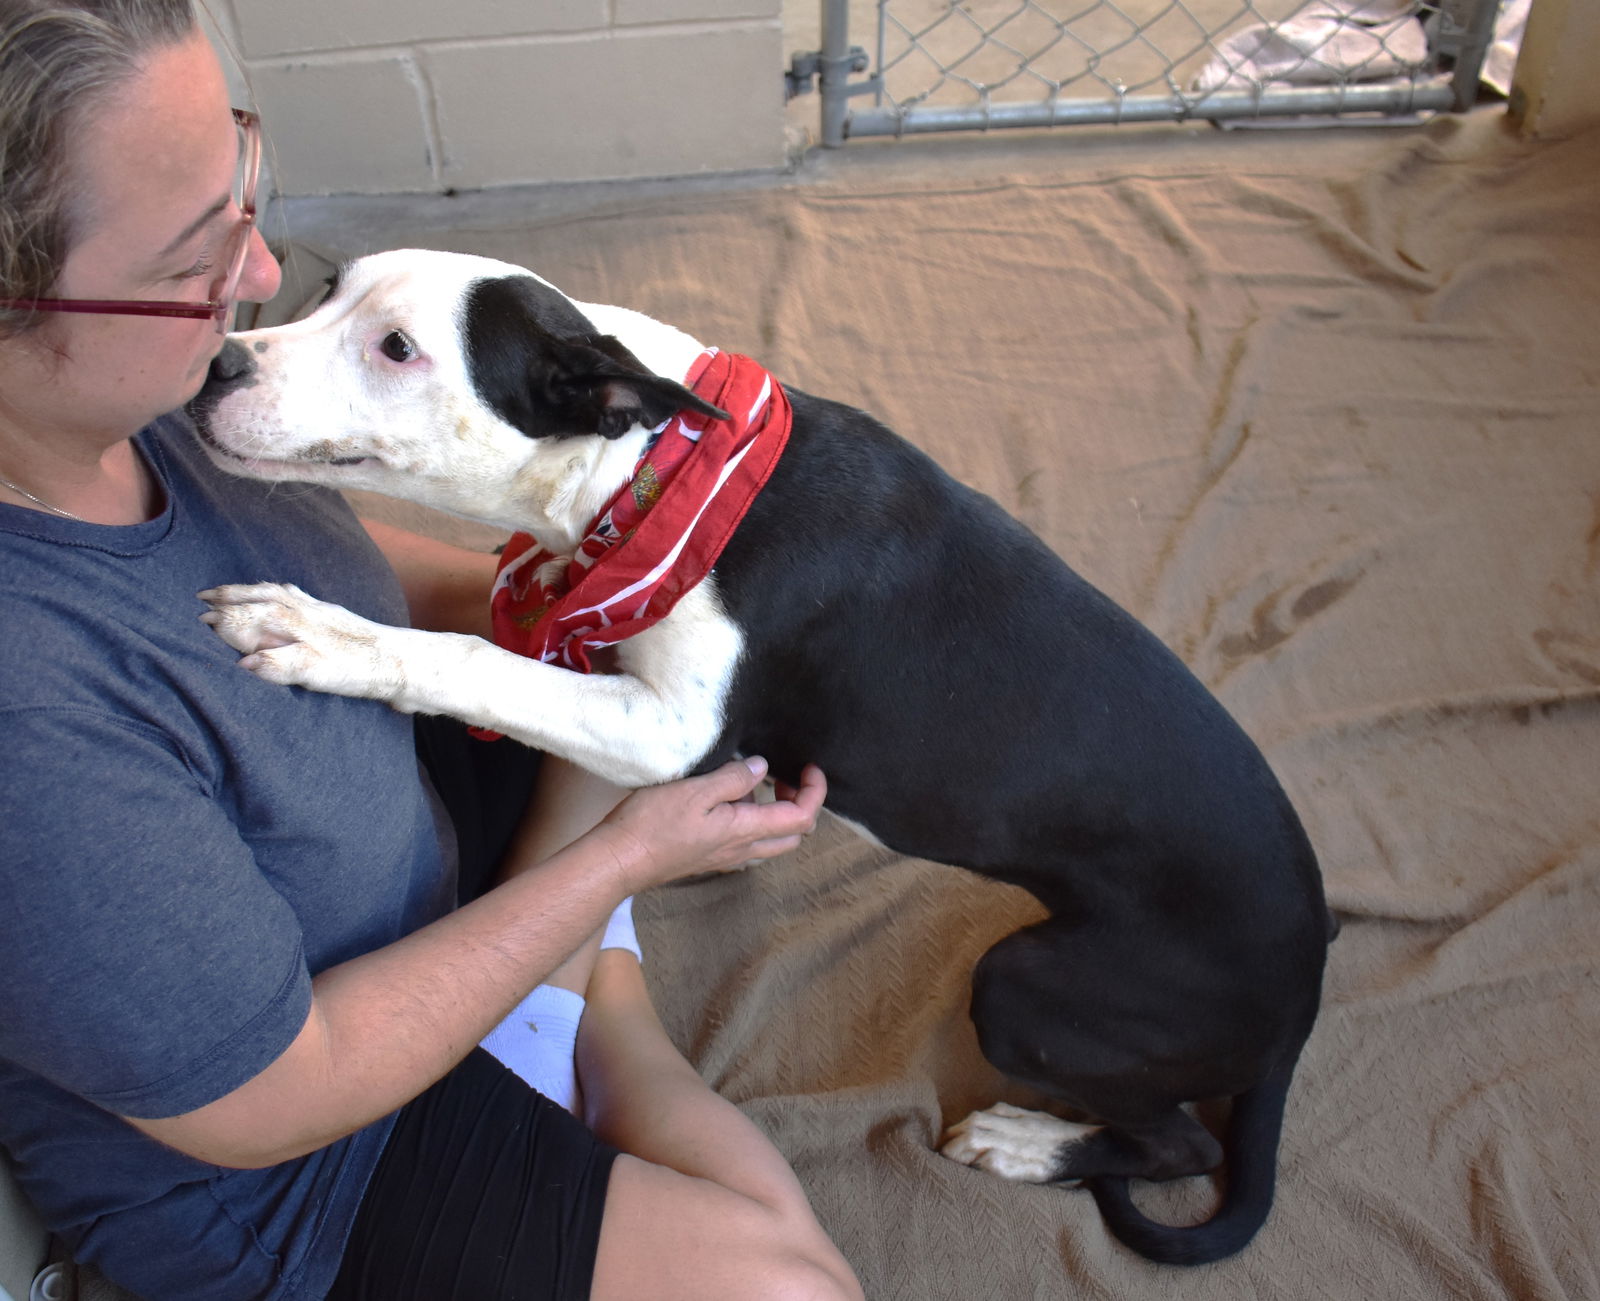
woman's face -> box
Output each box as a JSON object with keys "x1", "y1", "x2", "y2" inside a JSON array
[{"x1": 18, "y1": 29, "x2": 281, "y2": 443}]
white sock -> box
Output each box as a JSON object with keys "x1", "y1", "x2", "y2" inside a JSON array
[
  {"x1": 479, "y1": 901, "x2": 641, "y2": 1112},
  {"x1": 600, "y1": 896, "x2": 642, "y2": 960},
  {"x1": 479, "y1": 984, "x2": 586, "y2": 1113}
]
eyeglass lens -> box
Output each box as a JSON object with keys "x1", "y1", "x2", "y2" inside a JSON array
[{"x1": 211, "y1": 112, "x2": 260, "y2": 328}]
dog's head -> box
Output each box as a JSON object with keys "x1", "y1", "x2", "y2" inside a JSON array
[{"x1": 187, "y1": 248, "x2": 726, "y2": 535}]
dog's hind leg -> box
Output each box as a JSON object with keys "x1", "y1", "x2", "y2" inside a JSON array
[
  {"x1": 940, "y1": 916, "x2": 1305, "y2": 1263},
  {"x1": 941, "y1": 915, "x2": 1230, "y2": 1186},
  {"x1": 940, "y1": 1102, "x2": 1221, "y2": 1186}
]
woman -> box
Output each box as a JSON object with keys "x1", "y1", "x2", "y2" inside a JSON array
[{"x1": 0, "y1": 3, "x2": 863, "y2": 1298}]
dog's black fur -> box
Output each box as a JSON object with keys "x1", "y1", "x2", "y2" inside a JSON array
[
  {"x1": 458, "y1": 274, "x2": 1332, "y2": 1264},
  {"x1": 220, "y1": 271, "x2": 1330, "y2": 1264},
  {"x1": 712, "y1": 387, "x2": 1328, "y2": 1264}
]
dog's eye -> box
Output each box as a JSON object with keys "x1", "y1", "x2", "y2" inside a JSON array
[{"x1": 379, "y1": 330, "x2": 417, "y2": 363}]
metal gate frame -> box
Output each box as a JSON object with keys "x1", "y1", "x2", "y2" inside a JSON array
[{"x1": 790, "y1": 0, "x2": 1500, "y2": 147}]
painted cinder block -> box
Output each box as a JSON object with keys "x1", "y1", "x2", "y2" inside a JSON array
[
  {"x1": 614, "y1": 0, "x2": 781, "y2": 24},
  {"x1": 250, "y1": 57, "x2": 436, "y2": 196},
  {"x1": 231, "y1": 0, "x2": 606, "y2": 59},
  {"x1": 426, "y1": 25, "x2": 785, "y2": 188}
]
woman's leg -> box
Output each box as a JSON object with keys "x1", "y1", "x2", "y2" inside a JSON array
[
  {"x1": 476, "y1": 758, "x2": 633, "y2": 1109},
  {"x1": 581, "y1": 950, "x2": 863, "y2": 1301},
  {"x1": 493, "y1": 755, "x2": 632, "y2": 991},
  {"x1": 484, "y1": 755, "x2": 861, "y2": 1296}
]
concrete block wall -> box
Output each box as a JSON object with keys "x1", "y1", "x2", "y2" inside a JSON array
[{"x1": 207, "y1": 1, "x2": 788, "y2": 197}]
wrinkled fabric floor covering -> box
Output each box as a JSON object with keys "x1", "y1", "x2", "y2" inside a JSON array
[{"x1": 284, "y1": 110, "x2": 1600, "y2": 1300}]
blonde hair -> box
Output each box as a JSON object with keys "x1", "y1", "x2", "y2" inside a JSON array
[{"x1": 0, "y1": 0, "x2": 196, "y2": 337}]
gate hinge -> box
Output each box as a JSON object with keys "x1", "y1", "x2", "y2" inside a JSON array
[{"x1": 786, "y1": 46, "x2": 878, "y2": 102}]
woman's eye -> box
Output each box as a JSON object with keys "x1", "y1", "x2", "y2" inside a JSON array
[
  {"x1": 178, "y1": 253, "x2": 215, "y2": 281},
  {"x1": 380, "y1": 330, "x2": 417, "y2": 363}
]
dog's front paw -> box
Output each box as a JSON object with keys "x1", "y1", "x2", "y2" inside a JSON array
[
  {"x1": 198, "y1": 582, "x2": 401, "y2": 701},
  {"x1": 939, "y1": 1102, "x2": 1092, "y2": 1184}
]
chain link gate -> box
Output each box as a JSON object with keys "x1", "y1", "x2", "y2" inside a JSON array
[{"x1": 788, "y1": 0, "x2": 1500, "y2": 145}]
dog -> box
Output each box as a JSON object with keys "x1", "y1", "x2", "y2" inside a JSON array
[{"x1": 188, "y1": 249, "x2": 1332, "y2": 1265}]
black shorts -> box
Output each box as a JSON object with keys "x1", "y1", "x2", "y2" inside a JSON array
[{"x1": 326, "y1": 1049, "x2": 619, "y2": 1301}]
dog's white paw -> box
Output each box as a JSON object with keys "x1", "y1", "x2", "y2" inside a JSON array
[
  {"x1": 939, "y1": 1102, "x2": 1094, "y2": 1184},
  {"x1": 198, "y1": 582, "x2": 400, "y2": 700}
]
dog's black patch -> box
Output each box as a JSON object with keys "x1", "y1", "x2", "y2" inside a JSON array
[
  {"x1": 461, "y1": 276, "x2": 725, "y2": 441},
  {"x1": 323, "y1": 261, "x2": 346, "y2": 306},
  {"x1": 695, "y1": 385, "x2": 1331, "y2": 1264}
]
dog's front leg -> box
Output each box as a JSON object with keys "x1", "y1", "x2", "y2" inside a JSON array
[{"x1": 198, "y1": 581, "x2": 736, "y2": 788}]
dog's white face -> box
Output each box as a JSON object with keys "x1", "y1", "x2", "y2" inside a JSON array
[{"x1": 188, "y1": 248, "x2": 719, "y2": 542}]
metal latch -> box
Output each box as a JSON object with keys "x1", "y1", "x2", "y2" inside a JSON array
[{"x1": 786, "y1": 46, "x2": 875, "y2": 101}]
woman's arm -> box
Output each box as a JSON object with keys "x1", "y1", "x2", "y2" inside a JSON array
[
  {"x1": 361, "y1": 517, "x2": 498, "y2": 638},
  {"x1": 125, "y1": 759, "x2": 824, "y2": 1169}
]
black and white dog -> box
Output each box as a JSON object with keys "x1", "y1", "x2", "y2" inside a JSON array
[{"x1": 188, "y1": 249, "x2": 1332, "y2": 1266}]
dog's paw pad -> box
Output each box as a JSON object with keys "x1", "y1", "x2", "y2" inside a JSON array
[{"x1": 939, "y1": 1104, "x2": 1094, "y2": 1184}]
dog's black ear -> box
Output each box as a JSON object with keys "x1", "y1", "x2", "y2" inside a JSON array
[{"x1": 548, "y1": 334, "x2": 730, "y2": 440}]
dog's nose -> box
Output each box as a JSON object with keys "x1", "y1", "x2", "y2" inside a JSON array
[{"x1": 208, "y1": 340, "x2": 256, "y2": 387}]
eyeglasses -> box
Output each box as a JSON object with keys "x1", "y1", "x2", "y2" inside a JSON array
[{"x1": 0, "y1": 108, "x2": 260, "y2": 335}]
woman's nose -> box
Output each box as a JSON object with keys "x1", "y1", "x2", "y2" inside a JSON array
[{"x1": 238, "y1": 226, "x2": 282, "y2": 305}]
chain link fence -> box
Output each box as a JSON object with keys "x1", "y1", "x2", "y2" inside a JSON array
[{"x1": 790, "y1": 0, "x2": 1500, "y2": 144}]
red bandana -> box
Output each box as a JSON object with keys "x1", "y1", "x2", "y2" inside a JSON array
[{"x1": 472, "y1": 350, "x2": 790, "y2": 737}]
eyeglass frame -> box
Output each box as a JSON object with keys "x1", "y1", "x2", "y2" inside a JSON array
[{"x1": 0, "y1": 108, "x2": 261, "y2": 335}]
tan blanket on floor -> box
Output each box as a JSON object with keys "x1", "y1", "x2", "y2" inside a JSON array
[{"x1": 287, "y1": 108, "x2": 1600, "y2": 1300}]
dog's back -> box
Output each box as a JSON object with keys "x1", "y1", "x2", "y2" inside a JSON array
[
  {"x1": 707, "y1": 385, "x2": 1330, "y2": 1262},
  {"x1": 711, "y1": 387, "x2": 1321, "y2": 911}
]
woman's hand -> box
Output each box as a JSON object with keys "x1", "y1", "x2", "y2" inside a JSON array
[{"x1": 596, "y1": 758, "x2": 826, "y2": 895}]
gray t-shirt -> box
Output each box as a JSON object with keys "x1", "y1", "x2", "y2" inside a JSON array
[{"x1": 0, "y1": 414, "x2": 455, "y2": 1300}]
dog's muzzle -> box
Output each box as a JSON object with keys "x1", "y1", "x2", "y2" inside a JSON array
[
  {"x1": 207, "y1": 339, "x2": 258, "y2": 389},
  {"x1": 189, "y1": 340, "x2": 261, "y2": 431}
]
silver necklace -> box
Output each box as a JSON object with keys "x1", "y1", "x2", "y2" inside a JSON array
[{"x1": 0, "y1": 474, "x2": 85, "y2": 521}]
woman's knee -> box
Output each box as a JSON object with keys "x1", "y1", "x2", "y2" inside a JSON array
[
  {"x1": 591, "y1": 1158, "x2": 860, "y2": 1301},
  {"x1": 760, "y1": 1252, "x2": 863, "y2": 1301}
]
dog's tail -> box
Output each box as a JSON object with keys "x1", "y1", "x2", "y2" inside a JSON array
[{"x1": 1084, "y1": 1065, "x2": 1294, "y2": 1266}]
